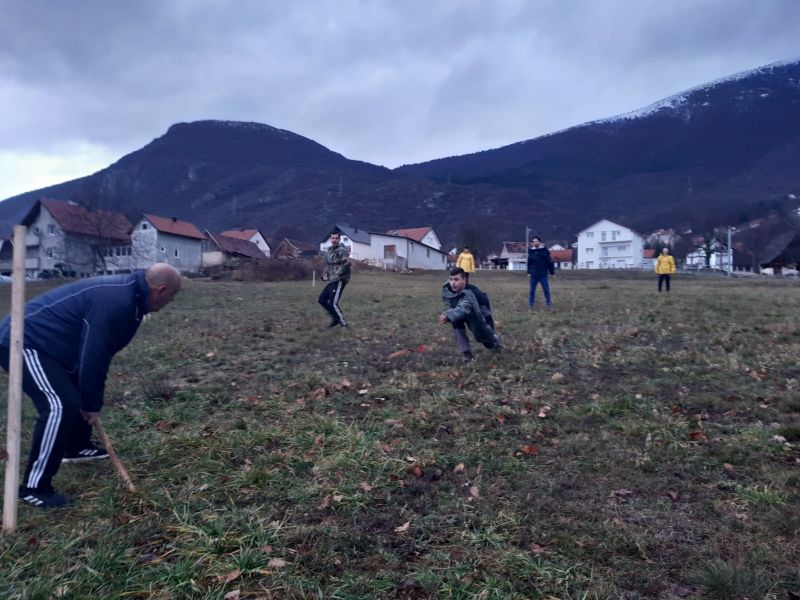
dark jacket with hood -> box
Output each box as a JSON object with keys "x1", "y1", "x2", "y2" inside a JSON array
[
  {"x1": 441, "y1": 282, "x2": 496, "y2": 345},
  {"x1": 527, "y1": 247, "x2": 555, "y2": 277},
  {"x1": 0, "y1": 272, "x2": 150, "y2": 412}
]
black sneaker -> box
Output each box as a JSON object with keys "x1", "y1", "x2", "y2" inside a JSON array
[
  {"x1": 18, "y1": 486, "x2": 73, "y2": 508},
  {"x1": 462, "y1": 350, "x2": 474, "y2": 363},
  {"x1": 62, "y1": 445, "x2": 109, "y2": 463}
]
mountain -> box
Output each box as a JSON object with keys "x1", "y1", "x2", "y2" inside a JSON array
[
  {"x1": 0, "y1": 120, "x2": 563, "y2": 249},
  {"x1": 1, "y1": 58, "x2": 799, "y2": 250},
  {"x1": 398, "y1": 58, "x2": 800, "y2": 233}
]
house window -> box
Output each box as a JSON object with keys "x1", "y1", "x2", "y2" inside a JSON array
[
  {"x1": 602, "y1": 247, "x2": 608, "y2": 257},
  {"x1": 142, "y1": 223, "x2": 148, "y2": 230},
  {"x1": 427, "y1": 248, "x2": 430, "y2": 257},
  {"x1": 48, "y1": 224, "x2": 55, "y2": 236},
  {"x1": 45, "y1": 248, "x2": 53, "y2": 257},
  {"x1": 160, "y1": 245, "x2": 165, "y2": 253},
  {"x1": 618, "y1": 245, "x2": 627, "y2": 252},
  {"x1": 601, "y1": 231, "x2": 607, "y2": 241},
  {"x1": 174, "y1": 249, "x2": 179, "y2": 258},
  {"x1": 585, "y1": 248, "x2": 593, "y2": 254},
  {"x1": 585, "y1": 232, "x2": 594, "y2": 238},
  {"x1": 127, "y1": 247, "x2": 132, "y2": 256}
]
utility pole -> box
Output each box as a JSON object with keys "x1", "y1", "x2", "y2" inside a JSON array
[{"x1": 727, "y1": 226, "x2": 734, "y2": 276}]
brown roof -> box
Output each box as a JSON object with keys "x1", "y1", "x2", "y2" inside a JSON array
[
  {"x1": 33, "y1": 199, "x2": 132, "y2": 241},
  {"x1": 221, "y1": 229, "x2": 259, "y2": 241},
  {"x1": 551, "y1": 249, "x2": 574, "y2": 262},
  {"x1": 143, "y1": 214, "x2": 205, "y2": 240},
  {"x1": 503, "y1": 241, "x2": 527, "y2": 254},
  {"x1": 280, "y1": 238, "x2": 317, "y2": 252},
  {"x1": 208, "y1": 233, "x2": 264, "y2": 259},
  {"x1": 385, "y1": 227, "x2": 432, "y2": 243},
  {"x1": 643, "y1": 249, "x2": 656, "y2": 259}
]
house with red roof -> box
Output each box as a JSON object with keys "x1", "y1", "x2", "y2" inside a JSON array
[
  {"x1": 221, "y1": 228, "x2": 271, "y2": 257},
  {"x1": 131, "y1": 214, "x2": 206, "y2": 273},
  {"x1": 17, "y1": 198, "x2": 133, "y2": 277},
  {"x1": 202, "y1": 231, "x2": 266, "y2": 266},
  {"x1": 551, "y1": 248, "x2": 575, "y2": 270},
  {"x1": 384, "y1": 226, "x2": 442, "y2": 251}
]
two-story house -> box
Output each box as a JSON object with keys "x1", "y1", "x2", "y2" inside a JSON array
[
  {"x1": 576, "y1": 219, "x2": 645, "y2": 269},
  {"x1": 131, "y1": 214, "x2": 205, "y2": 272},
  {"x1": 18, "y1": 198, "x2": 133, "y2": 277}
]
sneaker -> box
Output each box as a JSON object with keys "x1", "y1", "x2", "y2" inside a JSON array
[
  {"x1": 491, "y1": 333, "x2": 502, "y2": 352},
  {"x1": 18, "y1": 486, "x2": 73, "y2": 508},
  {"x1": 462, "y1": 350, "x2": 474, "y2": 363},
  {"x1": 62, "y1": 445, "x2": 109, "y2": 463}
]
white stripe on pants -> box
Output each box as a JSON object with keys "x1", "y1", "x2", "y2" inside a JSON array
[{"x1": 332, "y1": 281, "x2": 346, "y2": 325}]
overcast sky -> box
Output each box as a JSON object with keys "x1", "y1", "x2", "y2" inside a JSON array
[{"x1": 1, "y1": 0, "x2": 798, "y2": 200}]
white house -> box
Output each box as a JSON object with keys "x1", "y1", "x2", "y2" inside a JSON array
[
  {"x1": 498, "y1": 242, "x2": 528, "y2": 271},
  {"x1": 221, "y1": 228, "x2": 271, "y2": 257},
  {"x1": 685, "y1": 243, "x2": 732, "y2": 270},
  {"x1": 319, "y1": 224, "x2": 373, "y2": 260},
  {"x1": 369, "y1": 232, "x2": 447, "y2": 270},
  {"x1": 131, "y1": 214, "x2": 205, "y2": 273},
  {"x1": 320, "y1": 223, "x2": 447, "y2": 270},
  {"x1": 576, "y1": 219, "x2": 645, "y2": 269},
  {"x1": 385, "y1": 227, "x2": 442, "y2": 251}
]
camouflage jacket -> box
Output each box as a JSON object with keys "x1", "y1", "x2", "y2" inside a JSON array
[{"x1": 324, "y1": 243, "x2": 351, "y2": 282}]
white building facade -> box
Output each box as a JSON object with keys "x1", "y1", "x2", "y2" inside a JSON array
[{"x1": 576, "y1": 219, "x2": 645, "y2": 269}]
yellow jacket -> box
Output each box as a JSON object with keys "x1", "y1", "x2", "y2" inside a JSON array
[
  {"x1": 456, "y1": 251, "x2": 476, "y2": 273},
  {"x1": 655, "y1": 254, "x2": 676, "y2": 275}
]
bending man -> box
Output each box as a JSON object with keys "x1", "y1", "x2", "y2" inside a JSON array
[
  {"x1": 439, "y1": 267, "x2": 501, "y2": 361},
  {"x1": 0, "y1": 263, "x2": 181, "y2": 508}
]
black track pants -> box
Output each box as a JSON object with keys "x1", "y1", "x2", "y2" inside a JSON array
[
  {"x1": 0, "y1": 346, "x2": 92, "y2": 491},
  {"x1": 318, "y1": 279, "x2": 348, "y2": 325}
]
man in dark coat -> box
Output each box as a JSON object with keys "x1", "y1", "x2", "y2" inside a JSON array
[
  {"x1": 0, "y1": 263, "x2": 181, "y2": 508},
  {"x1": 526, "y1": 236, "x2": 555, "y2": 309}
]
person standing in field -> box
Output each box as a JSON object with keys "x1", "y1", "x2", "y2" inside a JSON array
[
  {"x1": 439, "y1": 267, "x2": 501, "y2": 362},
  {"x1": 318, "y1": 230, "x2": 351, "y2": 327},
  {"x1": 0, "y1": 263, "x2": 182, "y2": 508},
  {"x1": 655, "y1": 247, "x2": 676, "y2": 292},
  {"x1": 456, "y1": 246, "x2": 476, "y2": 282},
  {"x1": 526, "y1": 236, "x2": 555, "y2": 309}
]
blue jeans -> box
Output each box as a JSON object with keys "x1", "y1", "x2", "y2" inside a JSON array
[{"x1": 529, "y1": 275, "x2": 551, "y2": 306}]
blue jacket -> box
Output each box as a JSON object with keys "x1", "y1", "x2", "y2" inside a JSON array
[
  {"x1": 527, "y1": 247, "x2": 555, "y2": 277},
  {"x1": 0, "y1": 272, "x2": 150, "y2": 412}
]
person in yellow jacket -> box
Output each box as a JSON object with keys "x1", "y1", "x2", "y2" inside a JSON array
[
  {"x1": 456, "y1": 247, "x2": 476, "y2": 282},
  {"x1": 655, "y1": 247, "x2": 676, "y2": 292}
]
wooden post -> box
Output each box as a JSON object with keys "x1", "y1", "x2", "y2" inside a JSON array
[
  {"x1": 3, "y1": 225, "x2": 27, "y2": 534},
  {"x1": 312, "y1": 270, "x2": 316, "y2": 287}
]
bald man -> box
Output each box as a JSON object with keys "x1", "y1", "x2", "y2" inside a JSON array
[{"x1": 0, "y1": 263, "x2": 181, "y2": 508}]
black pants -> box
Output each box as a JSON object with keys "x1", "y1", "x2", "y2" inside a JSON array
[
  {"x1": 0, "y1": 346, "x2": 92, "y2": 491},
  {"x1": 318, "y1": 279, "x2": 348, "y2": 325},
  {"x1": 658, "y1": 274, "x2": 671, "y2": 292}
]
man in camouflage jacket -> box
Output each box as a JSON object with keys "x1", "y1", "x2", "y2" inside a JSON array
[{"x1": 318, "y1": 230, "x2": 352, "y2": 327}]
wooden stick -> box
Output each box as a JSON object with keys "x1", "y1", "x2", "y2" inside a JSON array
[
  {"x1": 3, "y1": 225, "x2": 27, "y2": 534},
  {"x1": 94, "y1": 419, "x2": 137, "y2": 493}
]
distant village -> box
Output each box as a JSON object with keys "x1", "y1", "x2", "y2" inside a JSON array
[{"x1": 1, "y1": 197, "x2": 799, "y2": 279}]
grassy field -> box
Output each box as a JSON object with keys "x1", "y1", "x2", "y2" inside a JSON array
[{"x1": 1, "y1": 270, "x2": 799, "y2": 599}]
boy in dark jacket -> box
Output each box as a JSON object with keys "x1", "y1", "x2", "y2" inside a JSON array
[
  {"x1": 439, "y1": 267, "x2": 501, "y2": 361},
  {"x1": 526, "y1": 236, "x2": 555, "y2": 309},
  {"x1": 0, "y1": 263, "x2": 181, "y2": 508}
]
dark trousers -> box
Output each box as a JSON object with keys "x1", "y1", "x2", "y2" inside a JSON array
[
  {"x1": 318, "y1": 279, "x2": 348, "y2": 325},
  {"x1": 529, "y1": 275, "x2": 551, "y2": 306},
  {"x1": 0, "y1": 346, "x2": 92, "y2": 491},
  {"x1": 658, "y1": 274, "x2": 671, "y2": 292}
]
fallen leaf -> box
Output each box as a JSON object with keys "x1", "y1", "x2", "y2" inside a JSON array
[
  {"x1": 453, "y1": 463, "x2": 466, "y2": 473},
  {"x1": 496, "y1": 415, "x2": 506, "y2": 424},
  {"x1": 409, "y1": 464, "x2": 423, "y2": 478},
  {"x1": 520, "y1": 444, "x2": 540, "y2": 455},
  {"x1": 314, "y1": 434, "x2": 324, "y2": 446},
  {"x1": 311, "y1": 387, "x2": 328, "y2": 399},
  {"x1": 267, "y1": 558, "x2": 287, "y2": 568},
  {"x1": 749, "y1": 370, "x2": 764, "y2": 381},
  {"x1": 333, "y1": 494, "x2": 344, "y2": 502},
  {"x1": 613, "y1": 489, "x2": 634, "y2": 498},
  {"x1": 338, "y1": 378, "x2": 352, "y2": 389},
  {"x1": 359, "y1": 482, "x2": 373, "y2": 492},
  {"x1": 378, "y1": 441, "x2": 392, "y2": 453},
  {"x1": 665, "y1": 490, "x2": 679, "y2": 501},
  {"x1": 318, "y1": 495, "x2": 332, "y2": 509},
  {"x1": 389, "y1": 349, "x2": 413, "y2": 360},
  {"x1": 688, "y1": 431, "x2": 707, "y2": 442},
  {"x1": 551, "y1": 372, "x2": 565, "y2": 381},
  {"x1": 723, "y1": 463, "x2": 734, "y2": 472},
  {"x1": 53, "y1": 586, "x2": 70, "y2": 598},
  {"x1": 417, "y1": 344, "x2": 428, "y2": 353},
  {"x1": 469, "y1": 486, "x2": 480, "y2": 498},
  {"x1": 224, "y1": 591, "x2": 240, "y2": 600},
  {"x1": 262, "y1": 544, "x2": 273, "y2": 555},
  {"x1": 528, "y1": 543, "x2": 546, "y2": 556},
  {"x1": 537, "y1": 405, "x2": 552, "y2": 419},
  {"x1": 358, "y1": 388, "x2": 369, "y2": 395},
  {"x1": 394, "y1": 521, "x2": 411, "y2": 534},
  {"x1": 218, "y1": 569, "x2": 241, "y2": 584},
  {"x1": 205, "y1": 351, "x2": 216, "y2": 358}
]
